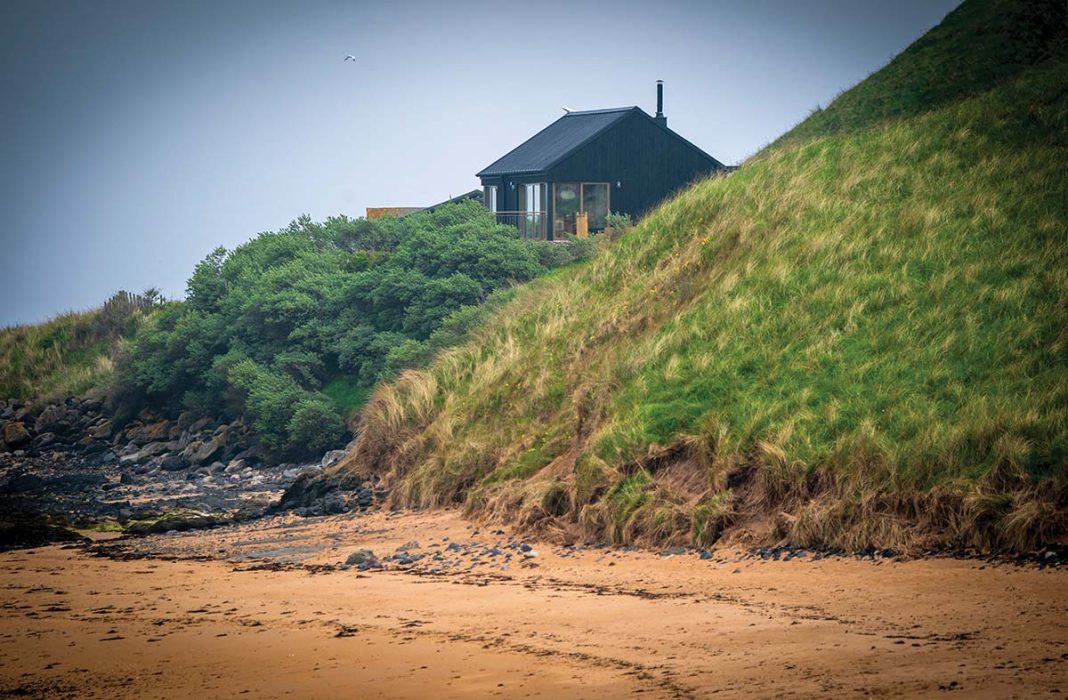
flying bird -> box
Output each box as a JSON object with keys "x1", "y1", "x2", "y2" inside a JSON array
[{"x1": 344, "y1": 55, "x2": 357, "y2": 62}]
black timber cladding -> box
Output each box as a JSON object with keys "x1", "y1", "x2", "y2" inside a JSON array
[{"x1": 477, "y1": 106, "x2": 725, "y2": 225}]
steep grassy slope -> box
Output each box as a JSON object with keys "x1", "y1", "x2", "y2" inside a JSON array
[
  {"x1": 0, "y1": 292, "x2": 154, "y2": 402},
  {"x1": 337, "y1": 0, "x2": 1068, "y2": 552}
]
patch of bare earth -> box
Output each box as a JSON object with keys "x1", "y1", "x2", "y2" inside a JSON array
[{"x1": 1, "y1": 509, "x2": 1065, "y2": 698}]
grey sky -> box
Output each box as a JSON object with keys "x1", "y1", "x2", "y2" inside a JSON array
[{"x1": 0, "y1": 0, "x2": 959, "y2": 326}]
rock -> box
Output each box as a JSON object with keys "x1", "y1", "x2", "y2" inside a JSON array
[
  {"x1": 87, "y1": 420, "x2": 113, "y2": 439},
  {"x1": 4, "y1": 472, "x2": 46, "y2": 492},
  {"x1": 140, "y1": 420, "x2": 171, "y2": 443},
  {"x1": 120, "y1": 472, "x2": 135, "y2": 485},
  {"x1": 159, "y1": 454, "x2": 189, "y2": 472},
  {"x1": 224, "y1": 459, "x2": 246, "y2": 474},
  {"x1": 661, "y1": 546, "x2": 687, "y2": 557},
  {"x1": 396, "y1": 540, "x2": 420, "y2": 552},
  {"x1": 32, "y1": 432, "x2": 57, "y2": 449},
  {"x1": 519, "y1": 543, "x2": 533, "y2": 553},
  {"x1": 523, "y1": 549, "x2": 539, "y2": 559},
  {"x1": 231, "y1": 447, "x2": 261, "y2": 465},
  {"x1": 344, "y1": 549, "x2": 377, "y2": 567},
  {"x1": 126, "y1": 513, "x2": 221, "y2": 535},
  {"x1": 34, "y1": 404, "x2": 68, "y2": 433},
  {"x1": 140, "y1": 441, "x2": 170, "y2": 458},
  {"x1": 189, "y1": 436, "x2": 225, "y2": 466},
  {"x1": 176, "y1": 411, "x2": 194, "y2": 429},
  {"x1": 189, "y1": 417, "x2": 214, "y2": 433},
  {"x1": 321, "y1": 449, "x2": 347, "y2": 469},
  {"x1": 118, "y1": 451, "x2": 144, "y2": 466},
  {"x1": 0, "y1": 519, "x2": 89, "y2": 551},
  {"x1": 2, "y1": 421, "x2": 32, "y2": 449}
]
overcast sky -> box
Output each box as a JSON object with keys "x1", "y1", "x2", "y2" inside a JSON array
[{"x1": 0, "y1": 0, "x2": 960, "y2": 326}]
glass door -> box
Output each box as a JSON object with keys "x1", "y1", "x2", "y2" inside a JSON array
[
  {"x1": 581, "y1": 183, "x2": 609, "y2": 230},
  {"x1": 554, "y1": 183, "x2": 580, "y2": 236}
]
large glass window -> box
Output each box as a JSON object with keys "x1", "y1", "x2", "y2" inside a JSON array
[
  {"x1": 553, "y1": 182, "x2": 609, "y2": 236},
  {"x1": 483, "y1": 185, "x2": 497, "y2": 213}
]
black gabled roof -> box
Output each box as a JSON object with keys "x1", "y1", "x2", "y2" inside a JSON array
[
  {"x1": 422, "y1": 189, "x2": 483, "y2": 213},
  {"x1": 477, "y1": 107, "x2": 636, "y2": 178},
  {"x1": 476, "y1": 106, "x2": 723, "y2": 178}
]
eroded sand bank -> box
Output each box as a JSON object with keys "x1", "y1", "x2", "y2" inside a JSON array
[{"x1": 2, "y1": 509, "x2": 1066, "y2": 698}]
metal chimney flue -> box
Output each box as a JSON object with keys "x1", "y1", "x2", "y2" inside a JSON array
[{"x1": 655, "y1": 80, "x2": 666, "y2": 127}]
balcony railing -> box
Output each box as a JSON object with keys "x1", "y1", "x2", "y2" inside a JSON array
[{"x1": 495, "y1": 211, "x2": 547, "y2": 241}]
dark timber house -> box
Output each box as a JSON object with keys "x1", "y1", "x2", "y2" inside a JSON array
[{"x1": 477, "y1": 81, "x2": 726, "y2": 240}]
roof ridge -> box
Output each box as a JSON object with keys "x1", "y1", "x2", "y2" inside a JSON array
[{"x1": 562, "y1": 106, "x2": 638, "y2": 116}]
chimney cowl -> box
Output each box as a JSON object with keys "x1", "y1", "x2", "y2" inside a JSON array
[{"x1": 654, "y1": 80, "x2": 666, "y2": 127}]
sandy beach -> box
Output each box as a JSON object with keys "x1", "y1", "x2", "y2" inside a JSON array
[{"x1": 1, "y1": 509, "x2": 1065, "y2": 698}]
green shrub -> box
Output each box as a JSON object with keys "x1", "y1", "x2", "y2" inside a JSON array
[
  {"x1": 288, "y1": 397, "x2": 346, "y2": 456},
  {"x1": 110, "y1": 200, "x2": 594, "y2": 458}
]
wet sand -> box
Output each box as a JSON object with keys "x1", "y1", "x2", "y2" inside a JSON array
[{"x1": 1, "y1": 509, "x2": 1066, "y2": 698}]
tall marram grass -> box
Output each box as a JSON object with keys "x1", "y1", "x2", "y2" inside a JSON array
[{"x1": 334, "y1": 1, "x2": 1068, "y2": 553}]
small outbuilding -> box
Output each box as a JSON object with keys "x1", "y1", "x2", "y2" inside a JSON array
[{"x1": 477, "y1": 81, "x2": 726, "y2": 240}]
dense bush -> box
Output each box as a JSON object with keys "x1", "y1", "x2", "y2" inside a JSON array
[{"x1": 110, "y1": 201, "x2": 592, "y2": 460}]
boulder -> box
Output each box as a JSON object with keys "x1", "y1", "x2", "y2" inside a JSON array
[
  {"x1": 136, "y1": 441, "x2": 169, "y2": 458},
  {"x1": 224, "y1": 459, "x2": 246, "y2": 474},
  {"x1": 189, "y1": 436, "x2": 225, "y2": 466},
  {"x1": 0, "y1": 519, "x2": 89, "y2": 551},
  {"x1": 118, "y1": 451, "x2": 144, "y2": 466},
  {"x1": 34, "y1": 404, "x2": 68, "y2": 433},
  {"x1": 87, "y1": 420, "x2": 113, "y2": 440},
  {"x1": 344, "y1": 549, "x2": 377, "y2": 566},
  {"x1": 140, "y1": 420, "x2": 171, "y2": 443},
  {"x1": 32, "y1": 432, "x2": 57, "y2": 449},
  {"x1": 231, "y1": 446, "x2": 261, "y2": 465},
  {"x1": 189, "y1": 417, "x2": 214, "y2": 433},
  {"x1": 124, "y1": 420, "x2": 170, "y2": 445},
  {"x1": 160, "y1": 454, "x2": 190, "y2": 472},
  {"x1": 2, "y1": 421, "x2": 31, "y2": 449},
  {"x1": 321, "y1": 449, "x2": 348, "y2": 470}
]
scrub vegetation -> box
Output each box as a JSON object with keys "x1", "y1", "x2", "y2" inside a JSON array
[
  {"x1": 3, "y1": 203, "x2": 592, "y2": 461},
  {"x1": 106, "y1": 202, "x2": 592, "y2": 459},
  {"x1": 335, "y1": 0, "x2": 1068, "y2": 552},
  {"x1": 0, "y1": 291, "x2": 157, "y2": 403}
]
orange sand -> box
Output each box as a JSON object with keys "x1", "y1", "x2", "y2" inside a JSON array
[{"x1": 1, "y1": 509, "x2": 1065, "y2": 698}]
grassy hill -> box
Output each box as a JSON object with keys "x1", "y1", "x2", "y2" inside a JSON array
[
  {"x1": 335, "y1": 0, "x2": 1068, "y2": 553},
  {"x1": 0, "y1": 292, "x2": 155, "y2": 403}
]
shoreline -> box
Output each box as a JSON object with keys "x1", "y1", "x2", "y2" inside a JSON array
[{"x1": 2, "y1": 508, "x2": 1066, "y2": 698}]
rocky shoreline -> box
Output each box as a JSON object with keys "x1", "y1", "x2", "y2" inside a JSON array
[{"x1": 0, "y1": 397, "x2": 383, "y2": 547}]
